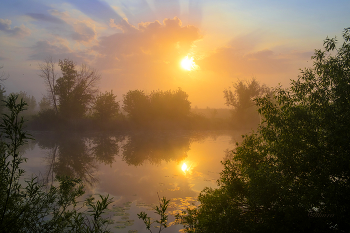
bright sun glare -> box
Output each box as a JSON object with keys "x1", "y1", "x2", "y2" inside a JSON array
[
  {"x1": 181, "y1": 163, "x2": 188, "y2": 172},
  {"x1": 181, "y1": 56, "x2": 195, "y2": 71}
]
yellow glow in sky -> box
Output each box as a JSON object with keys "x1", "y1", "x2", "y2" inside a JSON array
[
  {"x1": 181, "y1": 162, "x2": 188, "y2": 172},
  {"x1": 181, "y1": 56, "x2": 196, "y2": 71}
]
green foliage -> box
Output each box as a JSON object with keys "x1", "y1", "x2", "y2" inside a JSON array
[
  {"x1": 55, "y1": 59, "x2": 100, "y2": 119},
  {"x1": 123, "y1": 89, "x2": 151, "y2": 125},
  {"x1": 223, "y1": 78, "x2": 270, "y2": 129},
  {"x1": 0, "y1": 94, "x2": 112, "y2": 232},
  {"x1": 8, "y1": 91, "x2": 37, "y2": 116},
  {"x1": 123, "y1": 88, "x2": 191, "y2": 128},
  {"x1": 93, "y1": 90, "x2": 120, "y2": 122},
  {"x1": 137, "y1": 195, "x2": 170, "y2": 233},
  {"x1": 180, "y1": 28, "x2": 350, "y2": 232},
  {"x1": 85, "y1": 194, "x2": 113, "y2": 232},
  {"x1": 30, "y1": 108, "x2": 61, "y2": 130},
  {"x1": 149, "y1": 88, "x2": 191, "y2": 121}
]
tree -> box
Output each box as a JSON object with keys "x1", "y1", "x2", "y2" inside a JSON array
[
  {"x1": 223, "y1": 78, "x2": 270, "y2": 129},
  {"x1": 0, "y1": 85, "x2": 5, "y2": 114},
  {"x1": 0, "y1": 66, "x2": 7, "y2": 114},
  {"x1": 38, "y1": 96, "x2": 52, "y2": 112},
  {"x1": 0, "y1": 65, "x2": 8, "y2": 82},
  {"x1": 38, "y1": 57, "x2": 58, "y2": 114},
  {"x1": 123, "y1": 90, "x2": 151, "y2": 125},
  {"x1": 123, "y1": 88, "x2": 191, "y2": 127},
  {"x1": 54, "y1": 59, "x2": 100, "y2": 119},
  {"x1": 92, "y1": 91, "x2": 120, "y2": 122},
  {"x1": 149, "y1": 88, "x2": 191, "y2": 121},
  {"x1": 181, "y1": 28, "x2": 350, "y2": 232}
]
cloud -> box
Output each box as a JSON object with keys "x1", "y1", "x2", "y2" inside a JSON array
[
  {"x1": 189, "y1": 31, "x2": 314, "y2": 94},
  {"x1": 0, "y1": 18, "x2": 31, "y2": 38},
  {"x1": 110, "y1": 1, "x2": 157, "y2": 26},
  {"x1": 66, "y1": 0, "x2": 122, "y2": 24},
  {"x1": 48, "y1": 10, "x2": 97, "y2": 43},
  {"x1": 198, "y1": 46, "x2": 290, "y2": 78},
  {"x1": 71, "y1": 21, "x2": 96, "y2": 42},
  {"x1": 94, "y1": 17, "x2": 201, "y2": 76},
  {"x1": 109, "y1": 18, "x2": 137, "y2": 33},
  {"x1": 26, "y1": 13, "x2": 65, "y2": 24},
  {"x1": 29, "y1": 40, "x2": 85, "y2": 63},
  {"x1": 90, "y1": 17, "x2": 202, "y2": 92},
  {"x1": 0, "y1": 19, "x2": 11, "y2": 31},
  {"x1": 227, "y1": 31, "x2": 265, "y2": 52},
  {"x1": 196, "y1": 29, "x2": 314, "y2": 88}
]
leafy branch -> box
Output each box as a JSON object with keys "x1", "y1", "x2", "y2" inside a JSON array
[{"x1": 137, "y1": 193, "x2": 170, "y2": 233}]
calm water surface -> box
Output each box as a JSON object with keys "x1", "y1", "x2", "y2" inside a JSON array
[{"x1": 21, "y1": 130, "x2": 248, "y2": 233}]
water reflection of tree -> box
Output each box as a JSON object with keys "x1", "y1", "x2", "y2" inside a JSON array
[
  {"x1": 89, "y1": 135, "x2": 122, "y2": 165},
  {"x1": 55, "y1": 136, "x2": 97, "y2": 185},
  {"x1": 34, "y1": 133, "x2": 122, "y2": 185},
  {"x1": 121, "y1": 131, "x2": 191, "y2": 166}
]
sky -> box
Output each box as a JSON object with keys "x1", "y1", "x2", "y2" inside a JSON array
[{"x1": 0, "y1": 0, "x2": 349, "y2": 108}]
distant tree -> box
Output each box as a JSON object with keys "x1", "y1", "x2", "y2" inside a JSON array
[
  {"x1": 123, "y1": 90, "x2": 151, "y2": 125},
  {"x1": 149, "y1": 88, "x2": 191, "y2": 121},
  {"x1": 0, "y1": 66, "x2": 7, "y2": 114},
  {"x1": 206, "y1": 107, "x2": 218, "y2": 119},
  {"x1": 92, "y1": 90, "x2": 120, "y2": 122},
  {"x1": 223, "y1": 78, "x2": 270, "y2": 128},
  {"x1": 181, "y1": 28, "x2": 350, "y2": 233},
  {"x1": 0, "y1": 85, "x2": 5, "y2": 114},
  {"x1": 38, "y1": 57, "x2": 58, "y2": 114},
  {"x1": 38, "y1": 96, "x2": 51, "y2": 112},
  {"x1": 0, "y1": 65, "x2": 8, "y2": 82},
  {"x1": 123, "y1": 88, "x2": 191, "y2": 127},
  {"x1": 54, "y1": 59, "x2": 100, "y2": 119}
]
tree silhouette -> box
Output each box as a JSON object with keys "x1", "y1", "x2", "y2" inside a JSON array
[
  {"x1": 38, "y1": 57, "x2": 58, "y2": 114},
  {"x1": 123, "y1": 88, "x2": 191, "y2": 128},
  {"x1": 223, "y1": 78, "x2": 270, "y2": 129},
  {"x1": 54, "y1": 59, "x2": 100, "y2": 119},
  {"x1": 92, "y1": 90, "x2": 120, "y2": 122},
  {"x1": 123, "y1": 90, "x2": 151, "y2": 126}
]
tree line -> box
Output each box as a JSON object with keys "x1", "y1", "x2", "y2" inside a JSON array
[
  {"x1": 1, "y1": 59, "x2": 199, "y2": 130},
  {"x1": 1, "y1": 58, "x2": 270, "y2": 130}
]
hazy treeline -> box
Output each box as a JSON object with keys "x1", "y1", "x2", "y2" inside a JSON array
[{"x1": 0, "y1": 59, "x2": 269, "y2": 131}]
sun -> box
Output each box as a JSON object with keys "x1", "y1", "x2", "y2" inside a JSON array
[
  {"x1": 181, "y1": 163, "x2": 188, "y2": 172},
  {"x1": 181, "y1": 56, "x2": 196, "y2": 71}
]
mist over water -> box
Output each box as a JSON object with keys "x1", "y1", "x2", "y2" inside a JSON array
[{"x1": 21, "y1": 130, "x2": 247, "y2": 232}]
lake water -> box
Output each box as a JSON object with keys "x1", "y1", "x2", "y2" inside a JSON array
[{"x1": 21, "y1": 130, "x2": 249, "y2": 233}]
